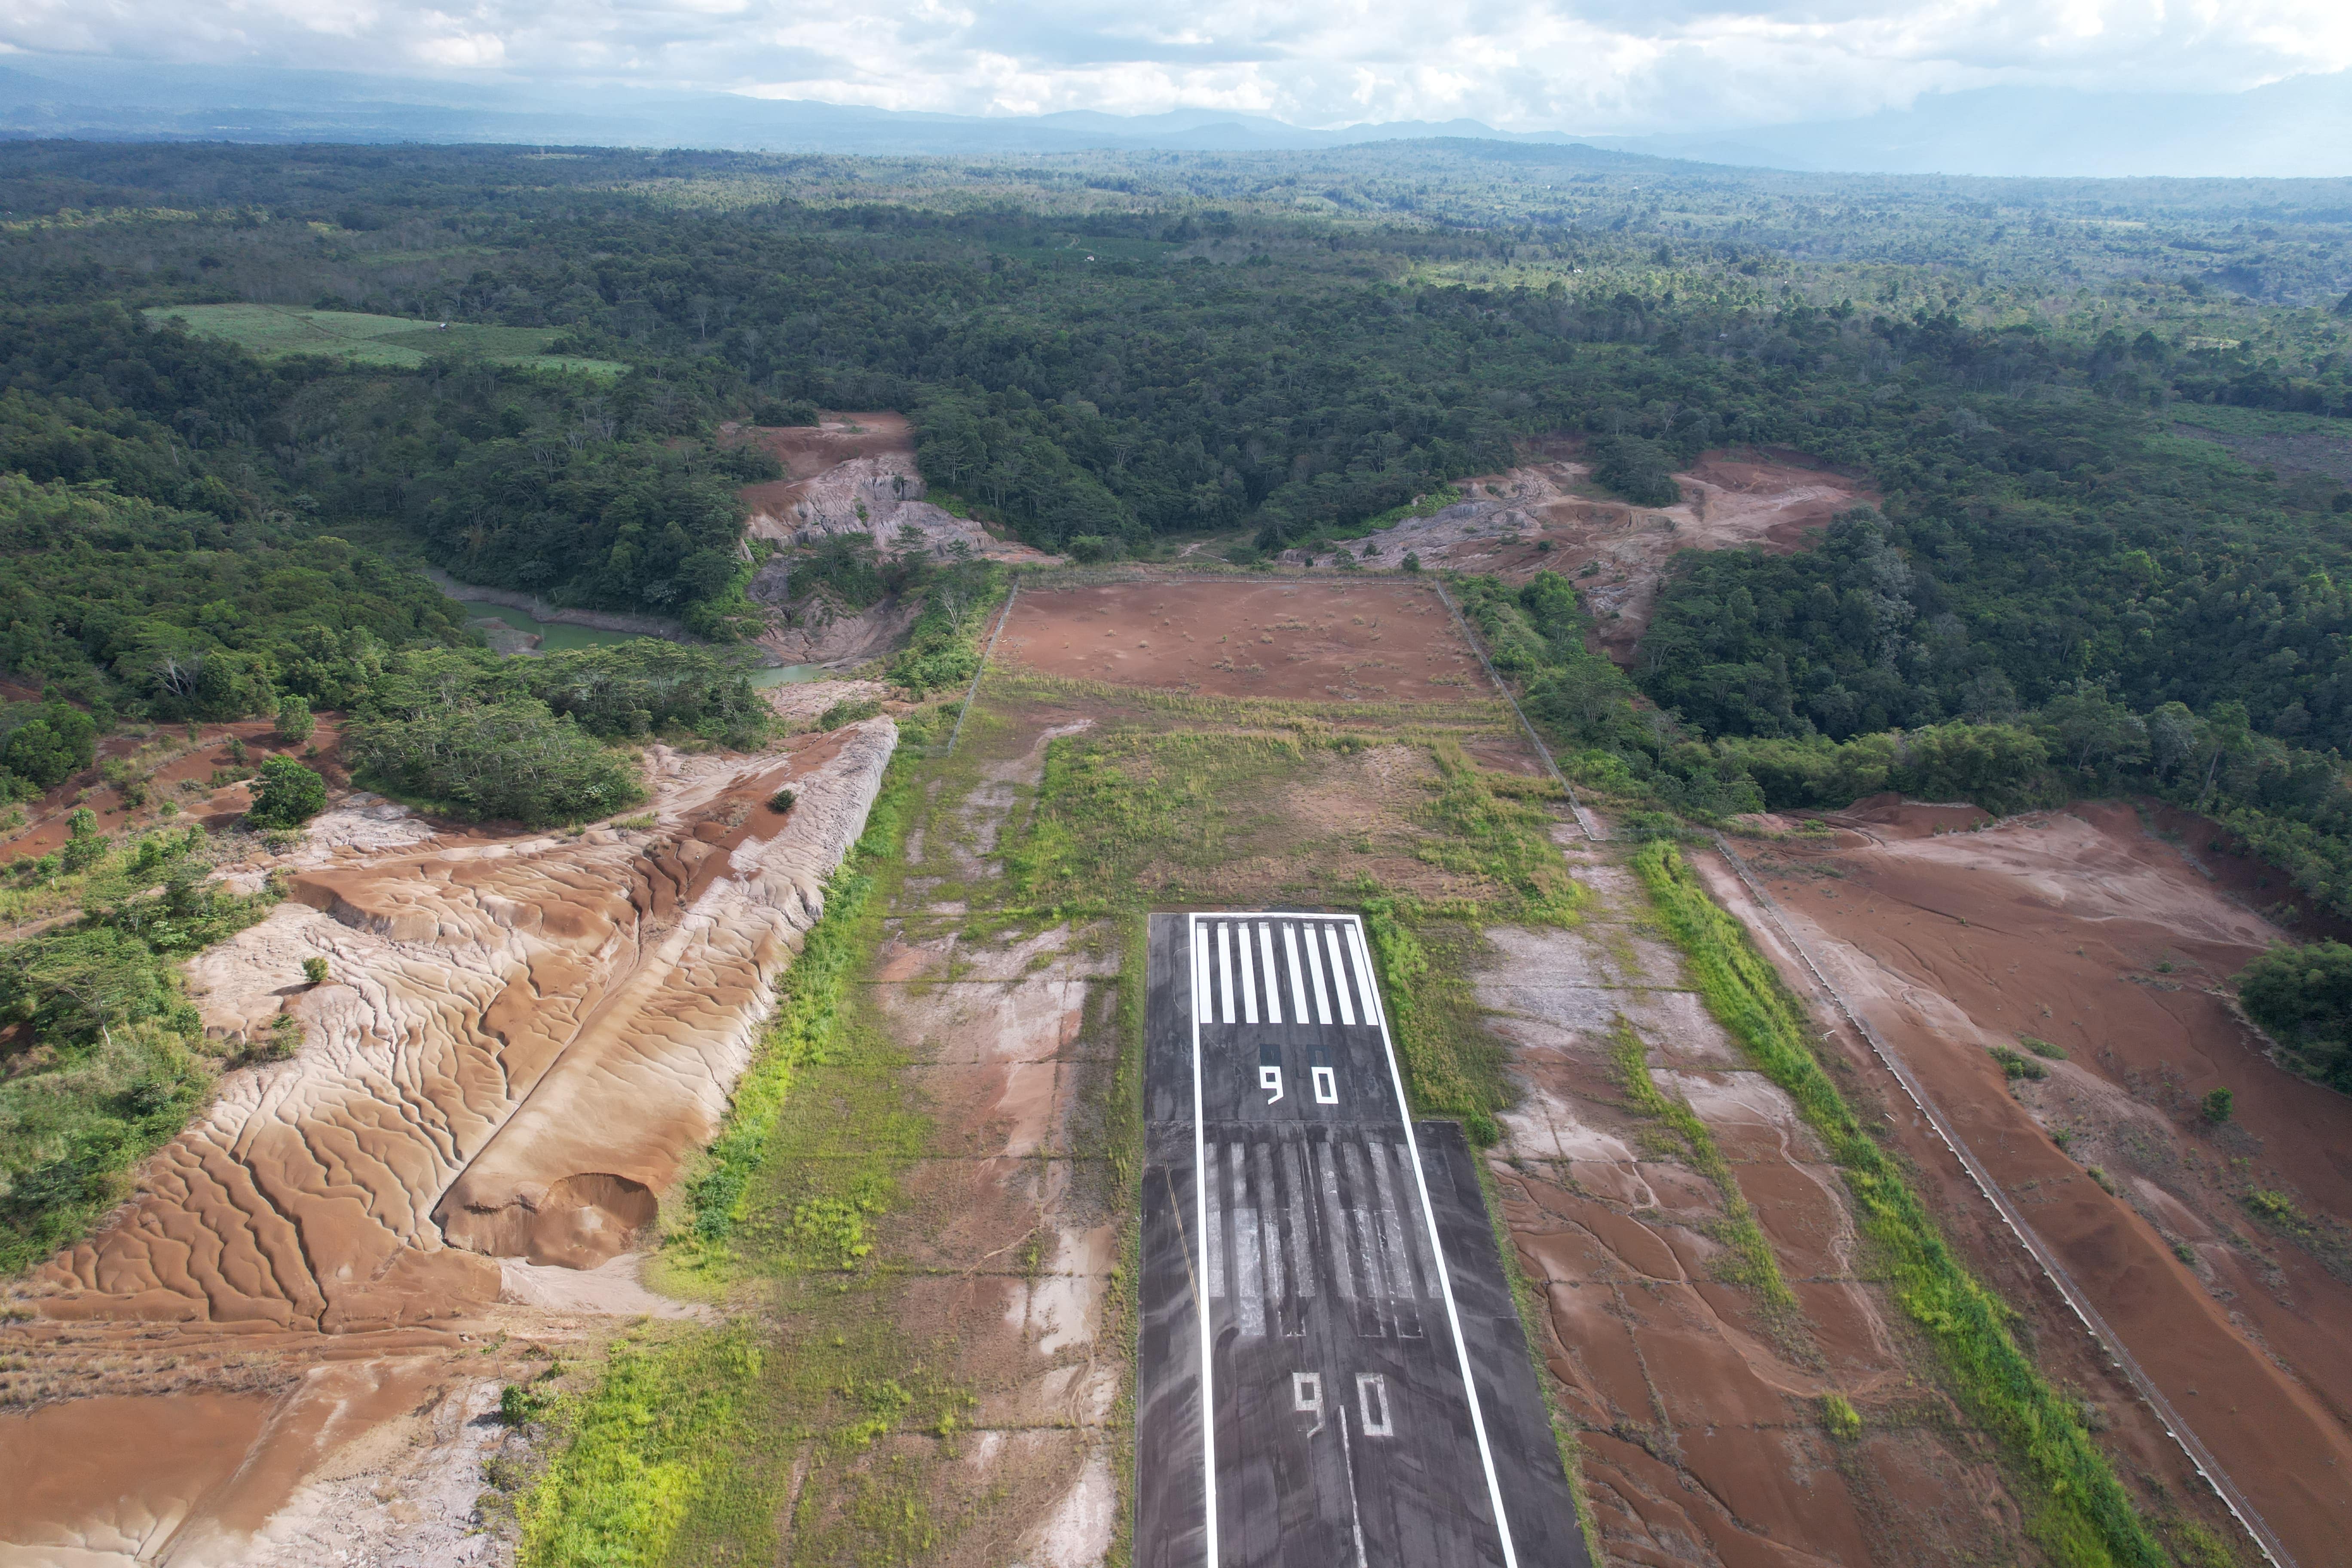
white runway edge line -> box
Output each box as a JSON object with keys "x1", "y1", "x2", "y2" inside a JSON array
[{"x1": 1186, "y1": 910, "x2": 1520, "y2": 1568}]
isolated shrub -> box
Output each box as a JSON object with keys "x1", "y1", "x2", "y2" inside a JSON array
[
  {"x1": 816, "y1": 697, "x2": 884, "y2": 732},
  {"x1": 274, "y1": 695, "x2": 315, "y2": 744},
  {"x1": 1989, "y1": 1045, "x2": 2048, "y2": 1081},
  {"x1": 499, "y1": 1383, "x2": 551, "y2": 1426},
  {"x1": 2202, "y1": 1087, "x2": 2234, "y2": 1123},
  {"x1": 59, "y1": 807, "x2": 106, "y2": 872},
  {"x1": 246, "y1": 756, "x2": 327, "y2": 828},
  {"x1": 1821, "y1": 1391, "x2": 1862, "y2": 1442},
  {"x1": 263, "y1": 1014, "x2": 303, "y2": 1060},
  {"x1": 303, "y1": 957, "x2": 329, "y2": 987},
  {"x1": 4, "y1": 704, "x2": 97, "y2": 788},
  {"x1": 768, "y1": 787, "x2": 797, "y2": 815}
]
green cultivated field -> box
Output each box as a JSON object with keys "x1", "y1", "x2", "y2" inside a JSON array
[{"x1": 141, "y1": 304, "x2": 627, "y2": 378}]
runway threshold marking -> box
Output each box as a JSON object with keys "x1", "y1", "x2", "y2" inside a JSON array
[
  {"x1": 1142, "y1": 910, "x2": 1586, "y2": 1565},
  {"x1": 1189, "y1": 911, "x2": 1518, "y2": 1568}
]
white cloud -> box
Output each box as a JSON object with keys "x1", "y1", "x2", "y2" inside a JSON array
[{"x1": 3, "y1": 0, "x2": 2349, "y2": 132}]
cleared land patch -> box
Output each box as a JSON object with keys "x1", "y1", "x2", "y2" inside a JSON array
[
  {"x1": 1000, "y1": 579, "x2": 1483, "y2": 701},
  {"x1": 1328, "y1": 448, "x2": 1872, "y2": 662},
  {"x1": 1722, "y1": 800, "x2": 2352, "y2": 1562},
  {"x1": 141, "y1": 304, "x2": 627, "y2": 377}
]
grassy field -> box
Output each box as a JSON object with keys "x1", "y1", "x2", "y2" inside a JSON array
[{"x1": 141, "y1": 304, "x2": 628, "y2": 378}]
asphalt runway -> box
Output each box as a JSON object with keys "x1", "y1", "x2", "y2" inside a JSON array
[{"x1": 1138, "y1": 912, "x2": 1588, "y2": 1568}]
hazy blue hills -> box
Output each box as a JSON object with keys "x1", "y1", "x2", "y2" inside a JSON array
[{"x1": 0, "y1": 53, "x2": 2345, "y2": 177}]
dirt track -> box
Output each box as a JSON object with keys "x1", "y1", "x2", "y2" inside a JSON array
[
  {"x1": 1724, "y1": 799, "x2": 2352, "y2": 1562},
  {"x1": 999, "y1": 579, "x2": 1482, "y2": 700}
]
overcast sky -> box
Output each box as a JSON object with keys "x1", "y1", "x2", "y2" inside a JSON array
[{"x1": 3, "y1": 0, "x2": 2349, "y2": 134}]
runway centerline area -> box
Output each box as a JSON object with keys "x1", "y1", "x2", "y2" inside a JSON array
[{"x1": 1138, "y1": 912, "x2": 1588, "y2": 1568}]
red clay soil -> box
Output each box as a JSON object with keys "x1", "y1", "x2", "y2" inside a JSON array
[
  {"x1": 721, "y1": 410, "x2": 918, "y2": 480},
  {"x1": 1330, "y1": 446, "x2": 1872, "y2": 663},
  {"x1": 1725, "y1": 800, "x2": 2352, "y2": 1561},
  {"x1": 998, "y1": 579, "x2": 1485, "y2": 701},
  {"x1": 0, "y1": 719, "x2": 340, "y2": 868}
]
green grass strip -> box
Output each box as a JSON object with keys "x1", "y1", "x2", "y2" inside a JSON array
[
  {"x1": 673, "y1": 755, "x2": 912, "y2": 1254},
  {"x1": 1632, "y1": 841, "x2": 2166, "y2": 1568},
  {"x1": 518, "y1": 755, "x2": 915, "y2": 1561},
  {"x1": 1605, "y1": 1020, "x2": 1794, "y2": 1311},
  {"x1": 515, "y1": 1326, "x2": 766, "y2": 1568}
]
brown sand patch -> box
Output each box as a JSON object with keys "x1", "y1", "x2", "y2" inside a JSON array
[
  {"x1": 1716, "y1": 801, "x2": 2352, "y2": 1561},
  {"x1": 0, "y1": 718, "x2": 344, "y2": 870},
  {"x1": 723, "y1": 411, "x2": 918, "y2": 480},
  {"x1": 999, "y1": 579, "x2": 1482, "y2": 701},
  {"x1": 1323, "y1": 447, "x2": 1872, "y2": 662}
]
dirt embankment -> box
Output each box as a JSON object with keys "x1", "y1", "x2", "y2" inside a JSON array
[
  {"x1": 0, "y1": 722, "x2": 896, "y2": 1562},
  {"x1": 726, "y1": 412, "x2": 1054, "y2": 566},
  {"x1": 1718, "y1": 800, "x2": 2352, "y2": 1562},
  {"x1": 1327, "y1": 447, "x2": 1871, "y2": 661},
  {"x1": 998, "y1": 579, "x2": 1486, "y2": 701},
  {"x1": 722, "y1": 412, "x2": 1053, "y2": 673}
]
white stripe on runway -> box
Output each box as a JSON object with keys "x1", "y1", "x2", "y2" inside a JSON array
[
  {"x1": 1305, "y1": 922, "x2": 1333, "y2": 1024},
  {"x1": 1283, "y1": 923, "x2": 1311, "y2": 1023},
  {"x1": 1326, "y1": 925, "x2": 1357, "y2": 1026},
  {"x1": 1238, "y1": 923, "x2": 1259, "y2": 1024},
  {"x1": 1258, "y1": 923, "x2": 1283, "y2": 1024},
  {"x1": 1217, "y1": 922, "x2": 1235, "y2": 1024}
]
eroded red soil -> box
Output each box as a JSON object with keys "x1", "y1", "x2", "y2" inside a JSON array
[
  {"x1": 1724, "y1": 800, "x2": 2352, "y2": 1561},
  {"x1": 1335, "y1": 446, "x2": 1873, "y2": 661},
  {"x1": 999, "y1": 579, "x2": 1484, "y2": 701},
  {"x1": 0, "y1": 723, "x2": 897, "y2": 1562},
  {"x1": 1477, "y1": 851, "x2": 2043, "y2": 1565}
]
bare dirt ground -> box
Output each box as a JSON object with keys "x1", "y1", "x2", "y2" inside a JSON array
[
  {"x1": 723, "y1": 412, "x2": 1052, "y2": 672},
  {"x1": 1714, "y1": 799, "x2": 2352, "y2": 1562},
  {"x1": 1478, "y1": 838, "x2": 2054, "y2": 1566},
  {"x1": 998, "y1": 579, "x2": 1486, "y2": 701},
  {"x1": 0, "y1": 719, "x2": 338, "y2": 871},
  {"x1": 1323, "y1": 448, "x2": 1872, "y2": 662},
  {"x1": 0, "y1": 723, "x2": 897, "y2": 1564},
  {"x1": 726, "y1": 412, "x2": 1054, "y2": 567}
]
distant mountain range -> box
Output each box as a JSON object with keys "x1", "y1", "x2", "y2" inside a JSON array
[{"x1": 1, "y1": 52, "x2": 2346, "y2": 178}]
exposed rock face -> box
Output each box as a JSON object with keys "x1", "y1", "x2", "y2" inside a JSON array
[{"x1": 24, "y1": 720, "x2": 896, "y2": 1330}]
